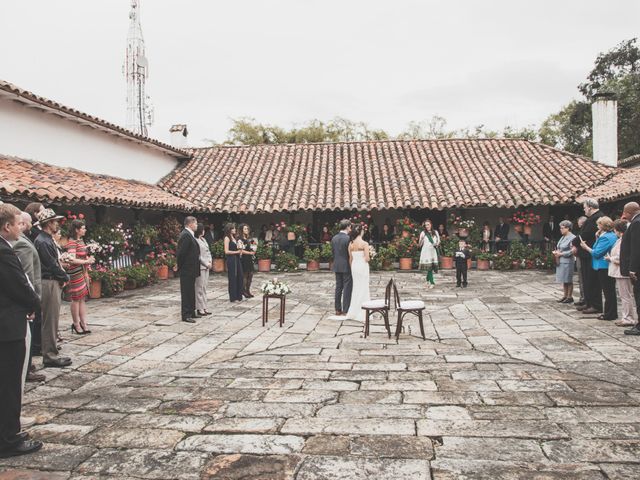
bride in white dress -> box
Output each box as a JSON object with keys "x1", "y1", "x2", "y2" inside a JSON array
[{"x1": 345, "y1": 225, "x2": 371, "y2": 321}]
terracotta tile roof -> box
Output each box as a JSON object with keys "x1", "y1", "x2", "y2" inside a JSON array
[
  {"x1": 580, "y1": 167, "x2": 640, "y2": 203},
  {"x1": 159, "y1": 139, "x2": 618, "y2": 213},
  {"x1": 0, "y1": 80, "x2": 191, "y2": 159},
  {"x1": 0, "y1": 154, "x2": 198, "y2": 212},
  {"x1": 619, "y1": 154, "x2": 640, "y2": 169}
]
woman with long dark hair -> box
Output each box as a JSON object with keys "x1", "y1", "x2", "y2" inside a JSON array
[
  {"x1": 418, "y1": 219, "x2": 440, "y2": 288},
  {"x1": 65, "y1": 219, "x2": 95, "y2": 334},
  {"x1": 238, "y1": 224, "x2": 256, "y2": 298},
  {"x1": 223, "y1": 223, "x2": 244, "y2": 302}
]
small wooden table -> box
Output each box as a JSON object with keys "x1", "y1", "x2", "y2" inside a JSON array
[{"x1": 262, "y1": 294, "x2": 286, "y2": 327}]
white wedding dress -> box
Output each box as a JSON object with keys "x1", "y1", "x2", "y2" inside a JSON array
[{"x1": 346, "y1": 250, "x2": 371, "y2": 322}]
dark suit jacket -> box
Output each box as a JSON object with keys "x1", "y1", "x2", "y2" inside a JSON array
[
  {"x1": 494, "y1": 223, "x2": 509, "y2": 240},
  {"x1": 331, "y1": 232, "x2": 351, "y2": 273},
  {"x1": 542, "y1": 222, "x2": 561, "y2": 241},
  {"x1": 0, "y1": 239, "x2": 40, "y2": 342},
  {"x1": 577, "y1": 210, "x2": 604, "y2": 259},
  {"x1": 176, "y1": 229, "x2": 201, "y2": 278},
  {"x1": 620, "y1": 213, "x2": 640, "y2": 276}
]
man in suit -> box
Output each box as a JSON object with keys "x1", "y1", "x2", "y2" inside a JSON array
[
  {"x1": 176, "y1": 216, "x2": 200, "y2": 323},
  {"x1": 543, "y1": 215, "x2": 561, "y2": 250},
  {"x1": 572, "y1": 216, "x2": 588, "y2": 306},
  {"x1": 621, "y1": 202, "x2": 640, "y2": 335},
  {"x1": 13, "y1": 212, "x2": 45, "y2": 383},
  {"x1": 332, "y1": 219, "x2": 352, "y2": 315},
  {"x1": 0, "y1": 203, "x2": 43, "y2": 458},
  {"x1": 494, "y1": 217, "x2": 510, "y2": 252},
  {"x1": 577, "y1": 198, "x2": 605, "y2": 315}
]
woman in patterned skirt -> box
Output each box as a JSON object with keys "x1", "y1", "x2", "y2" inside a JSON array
[
  {"x1": 419, "y1": 219, "x2": 440, "y2": 288},
  {"x1": 65, "y1": 220, "x2": 95, "y2": 334}
]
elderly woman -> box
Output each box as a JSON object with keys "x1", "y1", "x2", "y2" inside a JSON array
[
  {"x1": 195, "y1": 225, "x2": 212, "y2": 316},
  {"x1": 606, "y1": 220, "x2": 637, "y2": 327},
  {"x1": 581, "y1": 216, "x2": 618, "y2": 321},
  {"x1": 553, "y1": 220, "x2": 576, "y2": 303}
]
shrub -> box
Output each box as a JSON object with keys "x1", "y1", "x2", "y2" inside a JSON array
[
  {"x1": 440, "y1": 237, "x2": 459, "y2": 257},
  {"x1": 493, "y1": 252, "x2": 513, "y2": 270},
  {"x1": 132, "y1": 223, "x2": 159, "y2": 249},
  {"x1": 101, "y1": 269, "x2": 126, "y2": 297},
  {"x1": 275, "y1": 251, "x2": 299, "y2": 272},
  {"x1": 395, "y1": 236, "x2": 419, "y2": 258},
  {"x1": 303, "y1": 247, "x2": 320, "y2": 262},
  {"x1": 210, "y1": 240, "x2": 225, "y2": 259},
  {"x1": 256, "y1": 241, "x2": 273, "y2": 260},
  {"x1": 320, "y1": 243, "x2": 333, "y2": 262}
]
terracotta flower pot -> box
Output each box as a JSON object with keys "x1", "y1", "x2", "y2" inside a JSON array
[
  {"x1": 89, "y1": 279, "x2": 102, "y2": 299},
  {"x1": 440, "y1": 256, "x2": 454, "y2": 269},
  {"x1": 258, "y1": 259, "x2": 272, "y2": 272},
  {"x1": 399, "y1": 257, "x2": 413, "y2": 270},
  {"x1": 213, "y1": 258, "x2": 225, "y2": 273},
  {"x1": 512, "y1": 260, "x2": 521, "y2": 269},
  {"x1": 307, "y1": 260, "x2": 319, "y2": 271},
  {"x1": 401, "y1": 230, "x2": 410, "y2": 238},
  {"x1": 523, "y1": 225, "x2": 532, "y2": 235},
  {"x1": 467, "y1": 258, "x2": 472, "y2": 270},
  {"x1": 514, "y1": 224, "x2": 523, "y2": 233},
  {"x1": 477, "y1": 259, "x2": 490, "y2": 271},
  {"x1": 156, "y1": 264, "x2": 169, "y2": 280}
]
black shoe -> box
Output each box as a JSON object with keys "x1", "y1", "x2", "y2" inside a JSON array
[
  {"x1": 43, "y1": 357, "x2": 72, "y2": 368},
  {"x1": 462, "y1": 284, "x2": 468, "y2": 288},
  {"x1": 624, "y1": 326, "x2": 640, "y2": 335},
  {"x1": 561, "y1": 298, "x2": 574, "y2": 304},
  {"x1": 31, "y1": 350, "x2": 42, "y2": 357},
  {"x1": 557, "y1": 297, "x2": 567, "y2": 303},
  {"x1": 193, "y1": 312, "x2": 203, "y2": 318},
  {"x1": 456, "y1": 284, "x2": 461, "y2": 288},
  {"x1": 202, "y1": 311, "x2": 212, "y2": 316},
  {"x1": 182, "y1": 318, "x2": 196, "y2": 323},
  {"x1": 0, "y1": 439, "x2": 43, "y2": 458},
  {"x1": 575, "y1": 301, "x2": 586, "y2": 307},
  {"x1": 16, "y1": 432, "x2": 30, "y2": 442}
]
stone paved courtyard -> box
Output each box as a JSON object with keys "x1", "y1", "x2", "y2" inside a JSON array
[{"x1": 2, "y1": 269, "x2": 640, "y2": 479}]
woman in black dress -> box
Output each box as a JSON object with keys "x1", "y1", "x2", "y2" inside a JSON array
[
  {"x1": 223, "y1": 223, "x2": 244, "y2": 302},
  {"x1": 238, "y1": 224, "x2": 256, "y2": 298}
]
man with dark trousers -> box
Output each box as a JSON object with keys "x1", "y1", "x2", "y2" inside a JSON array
[
  {"x1": 494, "y1": 217, "x2": 510, "y2": 252},
  {"x1": 331, "y1": 220, "x2": 352, "y2": 316},
  {"x1": 0, "y1": 203, "x2": 43, "y2": 458},
  {"x1": 543, "y1": 215, "x2": 561, "y2": 251},
  {"x1": 454, "y1": 240, "x2": 471, "y2": 288},
  {"x1": 176, "y1": 216, "x2": 200, "y2": 323},
  {"x1": 577, "y1": 199, "x2": 604, "y2": 315},
  {"x1": 621, "y1": 202, "x2": 640, "y2": 335}
]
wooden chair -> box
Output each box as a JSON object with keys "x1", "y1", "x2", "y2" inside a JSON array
[
  {"x1": 392, "y1": 281, "x2": 426, "y2": 340},
  {"x1": 361, "y1": 279, "x2": 393, "y2": 338}
]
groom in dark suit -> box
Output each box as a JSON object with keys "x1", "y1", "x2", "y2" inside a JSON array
[
  {"x1": 332, "y1": 219, "x2": 352, "y2": 315},
  {"x1": 176, "y1": 216, "x2": 200, "y2": 323}
]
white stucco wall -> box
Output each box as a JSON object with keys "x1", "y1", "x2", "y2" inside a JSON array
[{"x1": 0, "y1": 98, "x2": 179, "y2": 183}]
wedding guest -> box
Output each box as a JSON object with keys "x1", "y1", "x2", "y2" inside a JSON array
[
  {"x1": 0, "y1": 203, "x2": 43, "y2": 458},
  {"x1": 195, "y1": 225, "x2": 212, "y2": 316},
  {"x1": 481, "y1": 221, "x2": 492, "y2": 252},
  {"x1": 577, "y1": 199, "x2": 604, "y2": 315},
  {"x1": 223, "y1": 223, "x2": 244, "y2": 302},
  {"x1": 12, "y1": 212, "x2": 45, "y2": 383},
  {"x1": 621, "y1": 202, "x2": 640, "y2": 336},
  {"x1": 24, "y1": 203, "x2": 45, "y2": 242},
  {"x1": 494, "y1": 217, "x2": 509, "y2": 252},
  {"x1": 34, "y1": 209, "x2": 71, "y2": 368},
  {"x1": 454, "y1": 240, "x2": 471, "y2": 288},
  {"x1": 320, "y1": 225, "x2": 332, "y2": 243},
  {"x1": 258, "y1": 225, "x2": 268, "y2": 242},
  {"x1": 332, "y1": 220, "x2": 352, "y2": 315},
  {"x1": 265, "y1": 224, "x2": 275, "y2": 244},
  {"x1": 572, "y1": 216, "x2": 587, "y2": 306},
  {"x1": 204, "y1": 223, "x2": 215, "y2": 247},
  {"x1": 306, "y1": 223, "x2": 316, "y2": 243},
  {"x1": 65, "y1": 220, "x2": 95, "y2": 335},
  {"x1": 607, "y1": 220, "x2": 637, "y2": 327},
  {"x1": 419, "y1": 219, "x2": 440, "y2": 289},
  {"x1": 437, "y1": 223, "x2": 448, "y2": 240},
  {"x1": 369, "y1": 221, "x2": 379, "y2": 242},
  {"x1": 553, "y1": 220, "x2": 576, "y2": 303},
  {"x1": 379, "y1": 223, "x2": 394, "y2": 244},
  {"x1": 580, "y1": 216, "x2": 617, "y2": 321},
  {"x1": 176, "y1": 216, "x2": 200, "y2": 323},
  {"x1": 238, "y1": 224, "x2": 256, "y2": 298},
  {"x1": 543, "y1": 215, "x2": 561, "y2": 250}
]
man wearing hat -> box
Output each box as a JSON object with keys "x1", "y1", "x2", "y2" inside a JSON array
[{"x1": 34, "y1": 209, "x2": 71, "y2": 368}]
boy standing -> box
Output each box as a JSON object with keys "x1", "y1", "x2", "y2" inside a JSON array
[{"x1": 454, "y1": 240, "x2": 471, "y2": 288}]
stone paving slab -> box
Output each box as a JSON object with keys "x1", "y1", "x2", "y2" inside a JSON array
[{"x1": 2, "y1": 270, "x2": 640, "y2": 478}]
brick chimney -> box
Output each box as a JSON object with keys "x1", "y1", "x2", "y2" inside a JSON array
[
  {"x1": 591, "y1": 93, "x2": 617, "y2": 167},
  {"x1": 170, "y1": 124, "x2": 188, "y2": 149}
]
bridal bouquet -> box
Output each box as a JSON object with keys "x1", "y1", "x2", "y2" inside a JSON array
[
  {"x1": 260, "y1": 278, "x2": 292, "y2": 296},
  {"x1": 369, "y1": 245, "x2": 377, "y2": 259}
]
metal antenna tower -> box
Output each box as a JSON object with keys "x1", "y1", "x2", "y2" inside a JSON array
[{"x1": 124, "y1": 0, "x2": 153, "y2": 135}]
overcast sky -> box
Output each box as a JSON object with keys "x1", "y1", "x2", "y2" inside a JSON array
[{"x1": 1, "y1": 1, "x2": 638, "y2": 147}]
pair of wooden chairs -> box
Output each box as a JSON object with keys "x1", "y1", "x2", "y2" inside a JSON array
[{"x1": 361, "y1": 279, "x2": 426, "y2": 340}]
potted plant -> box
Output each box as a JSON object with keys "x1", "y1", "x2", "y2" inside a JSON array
[
  {"x1": 377, "y1": 244, "x2": 397, "y2": 270},
  {"x1": 439, "y1": 237, "x2": 458, "y2": 269},
  {"x1": 101, "y1": 269, "x2": 126, "y2": 297},
  {"x1": 396, "y1": 217, "x2": 417, "y2": 238},
  {"x1": 275, "y1": 251, "x2": 299, "y2": 272},
  {"x1": 256, "y1": 241, "x2": 273, "y2": 272},
  {"x1": 303, "y1": 247, "x2": 320, "y2": 271},
  {"x1": 151, "y1": 253, "x2": 169, "y2": 280},
  {"x1": 210, "y1": 240, "x2": 225, "y2": 273},
  {"x1": 493, "y1": 251, "x2": 513, "y2": 270},
  {"x1": 395, "y1": 236, "x2": 418, "y2": 270},
  {"x1": 476, "y1": 252, "x2": 492, "y2": 271},
  {"x1": 87, "y1": 266, "x2": 107, "y2": 299},
  {"x1": 165, "y1": 254, "x2": 177, "y2": 278},
  {"x1": 320, "y1": 242, "x2": 333, "y2": 269}
]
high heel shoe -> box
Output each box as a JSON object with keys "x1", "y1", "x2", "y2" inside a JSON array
[
  {"x1": 80, "y1": 325, "x2": 92, "y2": 334},
  {"x1": 72, "y1": 324, "x2": 91, "y2": 335}
]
